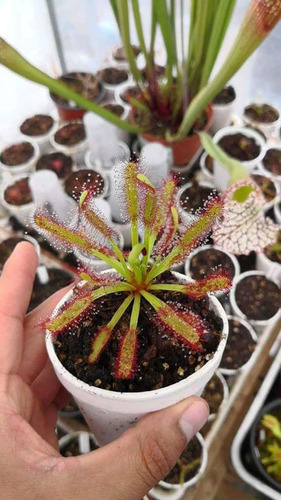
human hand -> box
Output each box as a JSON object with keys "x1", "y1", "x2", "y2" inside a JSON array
[{"x1": 0, "y1": 242, "x2": 209, "y2": 500}]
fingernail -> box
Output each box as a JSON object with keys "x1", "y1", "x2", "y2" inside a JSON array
[{"x1": 179, "y1": 399, "x2": 209, "y2": 441}]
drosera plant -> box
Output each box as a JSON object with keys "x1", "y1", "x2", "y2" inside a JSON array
[
  {"x1": 259, "y1": 413, "x2": 281, "y2": 483},
  {"x1": 33, "y1": 161, "x2": 231, "y2": 380}
]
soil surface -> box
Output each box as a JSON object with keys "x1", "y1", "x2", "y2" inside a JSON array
[
  {"x1": 163, "y1": 435, "x2": 202, "y2": 484},
  {"x1": 263, "y1": 148, "x2": 281, "y2": 176},
  {"x1": 220, "y1": 318, "x2": 256, "y2": 370},
  {"x1": 189, "y1": 247, "x2": 235, "y2": 280},
  {"x1": 202, "y1": 373, "x2": 224, "y2": 414},
  {"x1": 29, "y1": 268, "x2": 73, "y2": 312},
  {"x1": 251, "y1": 173, "x2": 277, "y2": 202},
  {"x1": 244, "y1": 104, "x2": 279, "y2": 123},
  {"x1": 180, "y1": 180, "x2": 217, "y2": 213},
  {"x1": 113, "y1": 45, "x2": 141, "y2": 61},
  {"x1": 121, "y1": 85, "x2": 140, "y2": 104},
  {"x1": 218, "y1": 133, "x2": 260, "y2": 161},
  {"x1": 36, "y1": 152, "x2": 73, "y2": 178},
  {"x1": 4, "y1": 177, "x2": 32, "y2": 206},
  {"x1": 60, "y1": 434, "x2": 98, "y2": 457},
  {"x1": 55, "y1": 123, "x2": 86, "y2": 146},
  {"x1": 54, "y1": 272, "x2": 223, "y2": 392},
  {"x1": 235, "y1": 274, "x2": 280, "y2": 321},
  {"x1": 102, "y1": 103, "x2": 124, "y2": 117},
  {"x1": 1, "y1": 142, "x2": 34, "y2": 166},
  {"x1": 213, "y1": 86, "x2": 236, "y2": 105},
  {"x1": 97, "y1": 67, "x2": 128, "y2": 85},
  {"x1": 64, "y1": 169, "x2": 105, "y2": 201},
  {"x1": 51, "y1": 72, "x2": 101, "y2": 108},
  {"x1": 0, "y1": 237, "x2": 27, "y2": 270},
  {"x1": 20, "y1": 114, "x2": 54, "y2": 136},
  {"x1": 264, "y1": 230, "x2": 281, "y2": 264}
]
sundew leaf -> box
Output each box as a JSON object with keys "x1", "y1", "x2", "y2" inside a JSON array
[
  {"x1": 115, "y1": 328, "x2": 138, "y2": 379},
  {"x1": 79, "y1": 189, "x2": 119, "y2": 242},
  {"x1": 151, "y1": 178, "x2": 177, "y2": 237},
  {"x1": 150, "y1": 273, "x2": 232, "y2": 298}
]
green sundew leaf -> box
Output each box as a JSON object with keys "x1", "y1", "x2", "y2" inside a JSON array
[
  {"x1": 232, "y1": 185, "x2": 255, "y2": 203},
  {"x1": 137, "y1": 173, "x2": 155, "y2": 189},
  {"x1": 128, "y1": 243, "x2": 145, "y2": 266}
]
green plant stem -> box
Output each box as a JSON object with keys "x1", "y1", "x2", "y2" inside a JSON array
[
  {"x1": 0, "y1": 38, "x2": 139, "y2": 134},
  {"x1": 109, "y1": 238, "x2": 132, "y2": 281},
  {"x1": 154, "y1": 0, "x2": 176, "y2": 89},
  {"x1": 91, "y1": 249, "x2": 131, "y2": 279},
  {"x1": 130, "y1": 293, "x2": 141, "y2": 329},
  {"x1": 132, "y1": 0, "x2": 152, "y2": 73},
  {"x1": 117, "y1": 0, "x2": 143, "y2": 84},
  {"x1": 107, "y1": 294, "x2": 134, "y2": 329},
  {"x1": 149, "y1": 1, "x2": 157, "y2": 59}
]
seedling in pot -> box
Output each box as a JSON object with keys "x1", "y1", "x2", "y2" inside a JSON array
[{"x1": 33, "y1": 161, "x2": 231, "y2": 383}]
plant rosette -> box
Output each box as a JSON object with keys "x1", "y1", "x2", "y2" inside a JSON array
[
  {"x1": 177, "y1": 181, "x2": 217, "y2": 225},
  {"x1": 219, "y1": 315, "x2": 258, "y2": 376},
  {"x1": 19, "y1": 114, "x2": 58, "y2": 154},
  {"x1": 185, "y1": 245, "x2": 240, "y2": 294},
  {"x1": 97, "y1": 66, "x2": 132, "y2": 100},
  {"x1": 230, "y1": 271, "x2": 281, "y2": 330},
  {"x1": 0, "y1": 141, "x2": 40, "y2": 177},
  {"x1": 210, "y1": 85, "x2": 236, "y2": 134},
  {"x1": 260, "y1": 144, "x2": 281, "y2": 184},
  {"x1": 156, "y1": 433, "x2": 208, "y2": 494},
  {"x1": 213, "y1": 126, "x2": 266, "y2": 191},
  {"x1": 202, "y1": 370, "x2": 229, "y2": 422},
  {"x1": 84, "y1": 141, "x2": 130, "y2": 171},
  {"x1": 243, "y1": 103, "x2": 281, "y2": 140},
  {"x1": 0, "y1": 175, "x2": 34, "y2": 226},
  {"x1": 50, "y1": 121, "x2": 89, "y2": 164},
  {"x1": 250, "y1": 171, "x2": 279, "y2": 212}
]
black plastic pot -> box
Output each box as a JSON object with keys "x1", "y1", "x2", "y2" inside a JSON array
[{"x1": 249, "y1": 398, "x2": 281, "y2": 493}]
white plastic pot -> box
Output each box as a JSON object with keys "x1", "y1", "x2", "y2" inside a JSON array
[
  {"x1": 64, "y1": 169, "x2": 109, "y2": 202},
  {"x1": 219, "y1": 315, "x2": 258, "y2": 376},
  {"x1": 213, "y1": 126, "x2": 266, "y2": 191},
  {"x1": 101, "y1": 102, "x2": 130, "y2": 145},
  {"x1": 176, "y1": 181, "x2": 216, "y2": 225},
  {"x1": 156, "y1": 433, "x2": 208, "y2": 494},
  {"x1": 184, "y1": 244, "x2": 240, "y2": 286},
  {"x1": 139, "y1": 142, "x2": 173, "y2": 186},
  {"x1": 114, "y1": 80, "x2": 134, "y2": 113},
  {"x1": 210, "y1": 95, "x2": 236, "y2": 134},
  {"x1": 84, "y1": 141, "x2": 130, "y2": 171},
  {"x1": 50, "y1": 122, "x2": 89, "y2": 165},
  {"x1": 250, "y1": 171, "x2": 279, "y2": 212},
  {"x1": 20, "y1": 118, "x2": 58, "y2": 154},
  {"x1": 230, "y1": 271, "x2": 281, "y2": 330},
  {"x1": 273, "y1": 197, "x2": 281, "y2": 224},
  {"x1": 256, "y1": 252, "x2": 281, "y2": 285},
  {"x1": 205, "y1": 371, "x2": 229, "y2": 422},
  {"x1": 99, "y1": 66, "x2": 132, "y2": 100},
  {"x1": 260, "y1": 144, "x2": 281, "y2": 184},
  {"x1": 0, "y1": 141, "x2": 40, "y2": 177},
  {"x1": 199, "y1": 152, "x2": 214, "y2": 182},
  {"x1": 46, "y1": 272, "x2": 228, "y2": 446},
  {"x1": 0, "y1": 175, "x2": 34, "y2": 226},
  {"x1": 242, "y1": 104, "x2": 281, "y2": 140}
]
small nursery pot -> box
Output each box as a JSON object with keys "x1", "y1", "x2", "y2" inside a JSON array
[
  {"x1": 203, "y1": 371, "x2": 229, "y2": 422},
  {"x1": 260, "y1": 144, "x2": 281, "y2": 184},
  {"x1": 19, "y1": 115, "x2": 58, "y2": 154},
  {"x1": 250, "y1": 171, "x2": 279, "y2": 212},
  {"x1": 114, "y1": 80, "x2": 136, "y2": 112},
  {"x1": 177, "y1": 182, "x2": 217, "y2": 225},
  {"x1": 219, "y1": 315, "x2": 258, "y2": 376},
  {"x1": 64, "y1": 168, "x2": 109, "y2": 202},
  {"x1": 97, "y1": 66, "x2": 131, "y2": 100},
  {"x1": 84, "y1": 140, "x2": 130, "y2": 171},
  {"x1": 50, "y1": 121, "x2": 88, "y2": 165},
  {"x1": 185, "y1": 244, "x2": 240, "y2": 285},
  {"x1": 213, "y1": 126, "x2": 265, "y2": 191},
  {"x1": 210, "y1": 86, "x2": 236, "y2": 134},
  {"x1": 46, "y1": 272, "x2": 228, "y2": 446},
  {"x1": 158, "y1": 433, "x2": 208, "y2": 493},
  {"x1": 230, "y1": 271, "x2": 281, "y2": 330},
  {"x1": 243, "y1": 103, "x2": 281, "y2": 140},
  {"x1": 249, "y1": 398, "x2": 281, "y2": 493},
  {"x1": 0, "y1": 141, "x2": 40, "y2": 177},
  {"x1": 109, "y1": 45, "x2": 141, "y2": 71},
  {"x1": 0, "y1": 175, "x2": 34, "y2": 226},
  {"x1": 200, "y1": 152, "x2": 214, "y2": 182}
]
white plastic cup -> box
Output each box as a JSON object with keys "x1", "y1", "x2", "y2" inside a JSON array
[
  {"x1": 114, "y1": 80, "x2": 134, "y2": 113},
  {"x1": 250, "y1": 171, "x2": 280, "y2": 212},
  {"x1": 199, "y1": 152, "x2": 214, "y2": 182},
  {"x1": 98, "y1": 65, "x2": 131, "y2": 100},
  {"x1": 213, "y1": 126, "x2": 266, "y2": 191},
  {"x1": 210, "y1": 96, "x2": 236, "y2": 135},
  {"x1": 219, "y1": 315, "x2": 258, "y2": 376},
  {"x1": 20, "y1": 118, "x2": 58, "y2": 154},
  {"x1": 50, "y1": 122, "x2": 88, "y2": 165},
  {"x1": 140, "y1": 143, "x2": 173, "y2": 186},
  {"x1": 0, "y1": 175, "x2": 34, "y2": 226},
  {"x1": 242, "y1": 104, "x2": 281, "y2": 140},
  {"x1": 0, "y1": 141, "x2": 40, "y2": 177},
  {"x1": 260, "y1": 144, "x2": 281, "y2": 184},
  {"x1": 46, "y1": 272, "x2": 228, "y2": 446},
  {"x1": 230, "y1": 271, "x2": 281, "y2": 331},
  {"x1": 84, "y1": 141, "x2": 130, "y2": 171}
]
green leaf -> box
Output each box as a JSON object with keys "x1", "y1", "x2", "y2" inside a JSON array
[{"x1": 232, "y1": 185, "x2": 255, "y2": 203}]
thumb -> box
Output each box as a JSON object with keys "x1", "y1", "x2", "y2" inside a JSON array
[{"x1": 62, "y1": 396, "x2": 209, "y2": 500}]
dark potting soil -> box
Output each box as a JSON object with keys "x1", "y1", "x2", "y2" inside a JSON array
[
  {"x1": 189, "y1": 247, "x2": 235, "y2": 281},
  {"x1": 213, "y1": 86, "x2": 236, "y2": 105},
  {"x1": 163, "y1": 435, "x2": 202, "y2": 484},
  {"x1": 0, "y1": 142, "x2": 34, "y2": 166},
  {"x1": 113, "y1": 44, "x2": 141, "y2": 61},
  {"x1": 51, "y1": 72, "x2": 101, "y2": 108},
  {"x1": 264, "y1": 230, "x2": 281, "y2": 264},
  {"x1": 237, "y1": 251, "x2": 256, "y2": 273},
  {"x1": 218, "y1": 133, "x2": 260, "y2": 162},
  {"x1": 121, "y1": 85, "x2": 140, "y2": 104},
  {"x1": 55, "y1": 123, "x2": 86, "y2": 146},
  {"x1": 220, "y1": 318, "x2": 256, "y2": 371},
  {"x1": 60, "y1": 434, "x2": 98, "y2": 457},
  {"x1": 244, "y1": 104, "x2": 279, "y2": 123},
  {"x1": 102, "y1": 103, "x2": 124, "y2": 117},
  {"x1": 20, "y1": 114, "x2": 54, "y2": 136},
  {"x1": 36, "y1": 152, "x2": 73, "y2": 178},
  {"x1": 180, "y1": 180, "x2": 217, "y2": 213},
  {"x1": 54, "y1": 272, "x2": 223, "y2": 392},
  {"x1": 205, "y1": 155, "x2": 213, "y2": 173},
  {"x1": 251, "y1": 174, "x2": 277, "y2": 202},
  {"x1": 28, "y1": 268, "x2": 73, "y2": 312},
  {"x1": 65, "y1": 169, "x2": 105, "y2": 201},
  {"x1": 0, "y1": 237, "x2": 27, "y2": 270},
  {"x1": 201, "y1": 373, "x2": 224, "y2": 414},
  {"x1": 235, "y1": 275, "x2": 281, "y2": 321},
  {"x1": 4, "y1": 177, "x2": 32, "y2": 206},
  {"x1": 263, "y1": 148, "x2": 281, "y2": 176},
  {"x1": 97, "y1": 67, "x2": 128, "y2": 85}
]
